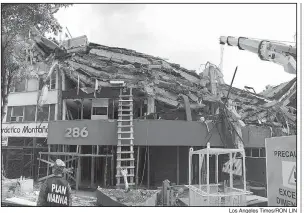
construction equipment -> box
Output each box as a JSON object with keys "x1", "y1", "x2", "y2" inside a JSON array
[
  {"x1": 217, "y1": 36, "x2": 297, "y2": 146},
  {"x1": 188, "y1": 36, "x2": 296, "y2": 206},
  {"x1": 186, "y1": 143, "x2": 251, "y2": 206},
  {"x1": 219, "y1": 36, "x2": 296, "y2": 75},
  {"x1": 116, "y1": 87, "x2": 135, "y2": 187},
  {"x1": 217, "y1": 36, "x2": 297, "y2": 150}
]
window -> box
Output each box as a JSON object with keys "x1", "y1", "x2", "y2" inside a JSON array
[
  {"x1": 260, "y1": 148, "x2": 266, "y2": 157},
  {"x1": 14, "y1": 79, "x2": 26, "y2": 92},
  {"x1": 26, "y1": 79, "x2": 39, "y2": 91},
  {"x1": 37, "y1": 105, "x2": 50, "y2": 122},
  {"x1": 10, "y1": 106, "x2": 24, "y2": 122},
  {"x1": 5, "y1": 104, "x2": 56, "y2": 123},
  {"x1": 50, "y1": 72, "x2": 56, "y2": 90},
  {"x1": 6, "y1": 107, "x2": 12, "y2": 122},
  {"x1": 41, "y1": 72, "x2": 56, "y2": 90},
  {"x1": 92, "y1": 107, "x2": 108, "y2": 115},
  {"x1": 245, "y1": 148, "x2": 266, "y2": 158},
  {"x1": 9, "y1": 86, "x2": 15, "y2": 93},
  {"x1": 251, "y1": 148, "x2": 259, "y2": 157},
  {"x1": 11, "y1": 78, "x2": 39, "y2": 92},
  {"x1": 49, "y1": 104, "x2": 55, "y2": 121},
  {"x1": 245, "y1": 148, "x2": 251, "y2": 157},
  {"x1": 38, "y1": 72, "x2": 56, "y2": 91},
  {"x1": 37, "y1": 104, "x2": 56, "y2": 121},
  {"x1": 24, "y1": 105, "x2": 36, "y2": 122}
]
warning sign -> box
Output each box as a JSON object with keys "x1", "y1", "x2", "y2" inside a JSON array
[
  {"x1": 265, "y1": 136, "x2": 296, "y2": 207},
  {"x1": 222, "y1": 159, "x2": 242, "y2": 176},
  {"x1": 282, "y1": 161, "x2": 296, "y2": 189}
]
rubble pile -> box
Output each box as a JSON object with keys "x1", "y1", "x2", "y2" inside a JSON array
[
  {"x1": 71, "y1": 195, "x2": 96, "y2": 206},
  {"x1": 98, "y1": 188, "x2": 158, "y2": 206},
  {"x1": 30, "y1": 33, "x2": 296, "y2": 133},
  {"x1": 1, "y1": 178, "x2": 21, "y2": 199}
]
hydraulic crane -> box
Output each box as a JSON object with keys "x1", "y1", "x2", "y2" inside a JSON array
[
  {"x1": 219, "y1": 36, "x2": 296, "y2": 75},
  {"x1": 213, "y1": 36, "x2": 297, "y2": 181},
  {"x1": 219, "y1": 36, "x2": 297, "y2": 113}
]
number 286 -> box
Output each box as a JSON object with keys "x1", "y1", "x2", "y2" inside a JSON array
[{"x1": 65, "y1": 127, "x2": 88, "y2": 138}]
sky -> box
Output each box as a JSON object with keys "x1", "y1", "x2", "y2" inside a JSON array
[{"x1": 54, "y1": 4, "x2": 296, "y2": 93}]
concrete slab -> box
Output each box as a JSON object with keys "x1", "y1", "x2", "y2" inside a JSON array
[{"x1": 178, "y1": 194, "x2": 268, "y2": 206}]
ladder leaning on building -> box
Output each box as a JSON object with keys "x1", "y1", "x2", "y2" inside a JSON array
[{"x1": 116, "y1": 87, "x2": 135, "y2": 187}]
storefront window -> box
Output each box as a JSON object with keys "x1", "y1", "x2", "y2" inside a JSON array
[
  {"x1": 260, "y1": 148, "x2": 266, "y2": 157},
  {"x1": 7, "y1": 137, "x2": 25, "y2": 146},
  {"x1": 24, "y1": 105, "x2": 36, "y2": 122},
  {"x1": 245, "y1": 148, "x2": 251, "y2": 157},
  {"x1": 251, "y1": 148, "x2": 260, "y2": 157}
]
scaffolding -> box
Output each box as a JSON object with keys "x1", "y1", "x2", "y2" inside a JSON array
[
  {"x1": 37, "y1": 144, "x2": 113, "y2": 190},
  {"x1": 186, "y1": 143, "x2": 251, "y2": 206}
]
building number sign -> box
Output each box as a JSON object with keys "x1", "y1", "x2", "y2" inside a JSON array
[{"x1": 65, "y1": 127, "x2": 88, "y2": 138}]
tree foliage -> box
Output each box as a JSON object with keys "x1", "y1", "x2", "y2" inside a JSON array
[{"x1": 1, "y1": 4, "x2": 72, "y2": 120}]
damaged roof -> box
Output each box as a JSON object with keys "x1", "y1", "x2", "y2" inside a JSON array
[{"x1": 30, "y1": 34, "x2": 296, "y2": 131}]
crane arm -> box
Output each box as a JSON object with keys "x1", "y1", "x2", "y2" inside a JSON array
[{"x1": 219, "y1": 36, "x2": 296, "y2": 74}]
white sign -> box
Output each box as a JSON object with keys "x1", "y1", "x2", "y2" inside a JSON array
[
  {"x1": 64, "y1": 127, "x2": 88, "y2": 138},
  {"x1": 222, "y1": 158, "x2": 242, "y2": 176},
  {"x1": 265, "y1": 136, "x2": 296, "y2": 206},
  {"x1": 2, "y1": 136, "x2": 8, "y2": 146},
  {"x1": 282, "y1": 161, "x2": 296, "y2": 189},
  {"x1": 1, "y1": 122, "x2": 48, "y2": 137}
]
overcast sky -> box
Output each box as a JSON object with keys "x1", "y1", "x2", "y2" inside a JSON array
[{"x1": 55, "y1": 4, "x2": 296, "y2": 93}]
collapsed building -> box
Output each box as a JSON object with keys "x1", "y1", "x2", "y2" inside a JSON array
[{"x1": 1, "y1": 30, "x2": 296, "y2": 197}]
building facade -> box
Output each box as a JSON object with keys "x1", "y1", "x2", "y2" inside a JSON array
[
  {"x1": 1, "y1": 35, "x2": 291, "y2": 197},
  {"x1": 2, "y1": 70, "x2": 60, "y2": 179},
  {"x1": 1, "y1": 67, "x2": 273, "y2": 196}
]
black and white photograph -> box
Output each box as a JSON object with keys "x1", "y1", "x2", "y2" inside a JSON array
[{"x1": 0, "y1": 1, "x2": 302, "y2": 210}]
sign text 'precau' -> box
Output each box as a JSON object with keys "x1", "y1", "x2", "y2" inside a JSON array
[
  {"x1": 274, "y1": 151, "x2": 296, "y2": 158},
  {"x1": 266, "y1": 136, "x2": 296, "y2": 207}
]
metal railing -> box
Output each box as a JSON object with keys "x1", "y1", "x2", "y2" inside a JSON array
[{"x1": 185, "y1": 184, "x2": 250, "y2": 206}]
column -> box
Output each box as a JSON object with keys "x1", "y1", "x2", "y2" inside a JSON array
[
  {"x1": 147, "y1": 97, "x2": 155, "y2": 114},
  {"x1": 229, "y1": 153, "x2": 233, "y2": 188}
]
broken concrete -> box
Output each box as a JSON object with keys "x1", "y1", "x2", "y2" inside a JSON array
[{"x1": 29, "y1": 35, "x2": 296, "y2": 133}]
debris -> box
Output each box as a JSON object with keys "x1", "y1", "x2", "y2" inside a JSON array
[
  {"x1": 2, "y1": 180, "x2": 97, "y2": 206},
  {"x1": 29, "y1": 34, "x2": 296, "y2": 133},
  {"x1": 98, "y1": 188, "x2": 158, "y2": 206}
]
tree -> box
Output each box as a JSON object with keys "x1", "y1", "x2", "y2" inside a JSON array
[{"x1": 1, "y1": 4, "x2": 71, "y2": 121}]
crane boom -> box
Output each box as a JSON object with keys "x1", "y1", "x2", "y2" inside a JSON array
[{"x1": 219, "y1": 36, "x2": 296, "y2": 74}]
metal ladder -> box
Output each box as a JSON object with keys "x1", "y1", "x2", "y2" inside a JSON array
[{"x1": 116, "y1": 87, "x2": 135, "y2": 187}]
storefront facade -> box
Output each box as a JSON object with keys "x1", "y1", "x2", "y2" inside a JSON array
[{"x1": 46, "y1": 119, "x2": 273, "y2": 188}]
